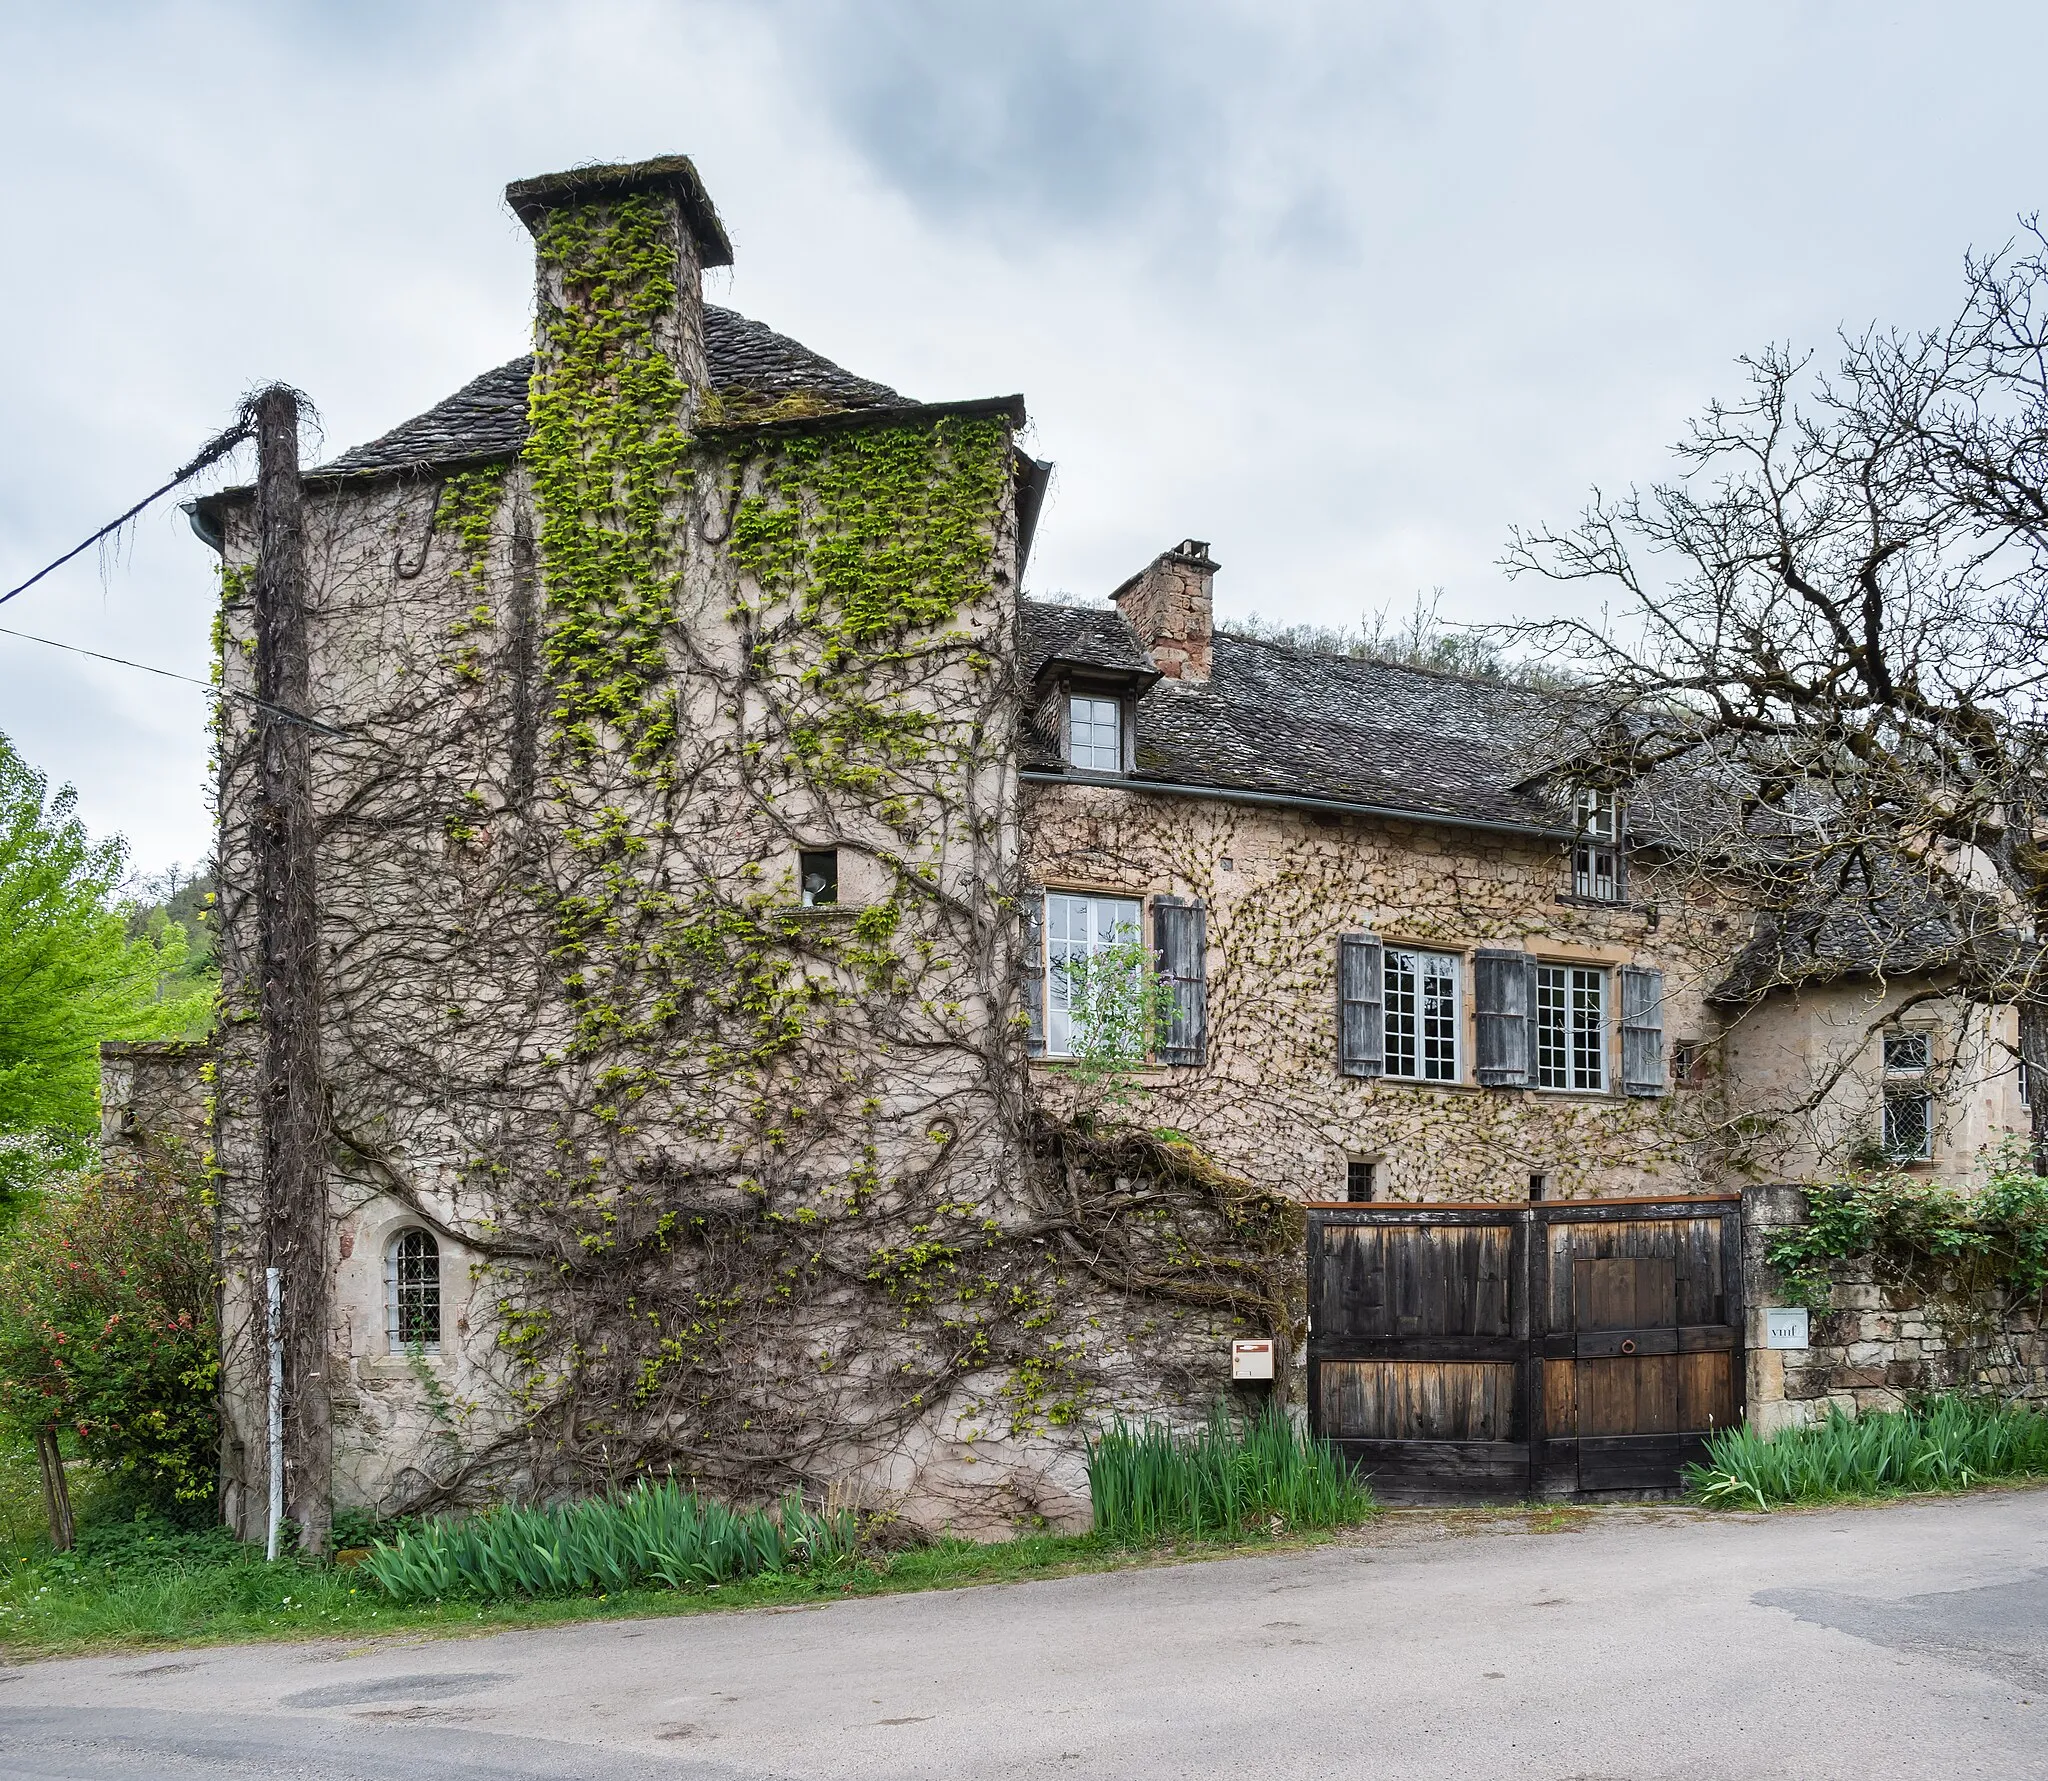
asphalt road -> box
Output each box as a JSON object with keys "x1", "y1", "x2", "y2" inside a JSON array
[{"x1": 2, "y1": 1488, "x2": 2045, "y2": 1780}]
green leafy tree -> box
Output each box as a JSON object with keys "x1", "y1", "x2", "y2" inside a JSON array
[
  {"x1": 0, "y1": 733, "x2": 209, "y2": 1201},
  {"x1": 0, "y1": 1156, "x2": 220, "y2": 1509},
  {"x1": 1055, "y1": 936, "x2": 1180, "y2": 1106}
]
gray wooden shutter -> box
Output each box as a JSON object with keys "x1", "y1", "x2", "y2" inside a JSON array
[
  {"x1": 1474, "y1": 949, "x2": 1535, "y2": 1087},
  {"x1": 1620, "y1": 964, "x2": 1666, "y2": 1096},
  {"x1": 1153, "y1": 896, "x2": 1207, "y2": 1067},
  {"x1": 1337, "y1": 932, "x2": 1384, "y2": 1078},
  {"x1": 1022, "y1": 891, "x2": 1046, "y2": 1057}
]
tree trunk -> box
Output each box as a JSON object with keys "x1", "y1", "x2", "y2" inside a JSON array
[
  {"x1": 253, "y1": 385, "x2": 333, "y2": 1556},
  {"x1": 36, "y1": 1426, "x2": 74, "y2": 1552},
  {"x1": 2020, "y1": 1000, "x2": 2048, "y2": 1178}
]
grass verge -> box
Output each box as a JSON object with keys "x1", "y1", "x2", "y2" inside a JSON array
[
  {"x1": 1689, "y1": 1393, "x2": 2048, "y2": 1508},
  {"x1": 0, "y1": 1518, "x2": 1360, "y2": 1662},
  {"x1": 0, "y1": 1406, "x2": 1384, "y2": 1659}
]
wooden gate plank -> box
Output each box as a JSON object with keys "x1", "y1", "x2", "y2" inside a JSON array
[{"x1": 1307, "y1": 1199, "x2": 1745, "y2": 1504}]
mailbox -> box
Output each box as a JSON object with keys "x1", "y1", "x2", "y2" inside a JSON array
[{"x1": 1232, "y1": 1339, "x2": 1275, "y2": 1380}]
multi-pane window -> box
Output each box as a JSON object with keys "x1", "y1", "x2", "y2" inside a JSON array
[
  {"x1": 1571, "y1": 789, "x2": 1624, "y2": 901},
  {"x1": 1384, "y1": 948, "x2": 1460, "y2": 1082},
  {"x1": 1067, "y1": 695, "x2": 1123, "y2": 772},
  {"x1": 1536, "y1": 964, "x2": 1606, "y2": 1091},
  {"x1": 1346, "y1": 1159, "x2": 1377, "y2": 1202},
  {"x1": 1044, "y1": 892, "x2": 1142, "y2": 1057},
  {"x1": 1883, "y1": 1092, "x2": 1934, "y2": 1161},
  {"x1": 1882, "y1": 1032, "x2": 1932, "y2": 1074},
  {"x1": 1883, "y1": 1030, "x2": 1934, "y2": 1160},
  {"x1": 387, "y1": 1228, "x2": 441, "y2": 1354}
]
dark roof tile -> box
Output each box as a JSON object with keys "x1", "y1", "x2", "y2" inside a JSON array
[
  {"x1": 1020, "y1": 603, "x2": 1575, "y2": 833},
  {"x1": 312, "y1": 306, "x2": 903, "y2": 478}
]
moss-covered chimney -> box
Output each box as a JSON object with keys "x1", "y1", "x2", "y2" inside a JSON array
[{"x1": 506, "y1": 154, "x2": 734, "y2": 422}]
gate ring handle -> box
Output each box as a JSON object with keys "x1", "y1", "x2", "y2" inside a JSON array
[{"x1": 1620, "y1": 1338, "x2": 1637, "y2": 1356}]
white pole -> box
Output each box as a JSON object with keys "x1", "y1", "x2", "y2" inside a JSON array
[{"x1": 265, "y1": 1266, "x2": 284, "y2": 1562}]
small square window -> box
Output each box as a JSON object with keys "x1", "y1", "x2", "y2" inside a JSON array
[
  {"x1": 1883, "y1": 1032, "x2": 1931, "y2": 1074},
  {"x1": 799, "y1": 850, "x2": 838, "y2": 907},
  {"x1": 1346, "y1": 1159, "x2": 1376, "y2": 1202},
  {"x1": 1672, "y1": 1040, "x2": 1708, "y2": 1088},
  {"x1": 1067, "y1": 695, "x2": 1123, "y2": 772},
  {"x1": 1884, "y1": 1090, "x2": 1933, "y2": 1161},
  {"x1": 1528, "y1": 1172, "x2": 1549, "y2": 1201}
]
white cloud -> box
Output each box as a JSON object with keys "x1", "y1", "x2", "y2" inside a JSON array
[{"x1": 1, "y1": 0, "x2": 2040, "y2": 868}]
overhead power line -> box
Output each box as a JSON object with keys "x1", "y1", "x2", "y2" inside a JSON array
[
  {"x1": 1, "y1": 405, "x2": 269, "y2": 608},
  {"x1": 0, "y1": 622, "x2": 353, "y2": 738}
]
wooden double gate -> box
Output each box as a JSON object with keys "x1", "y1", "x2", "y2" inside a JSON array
[{"x1": 1306, "y1": 1197, "x2": 1745, "y2": 1501}]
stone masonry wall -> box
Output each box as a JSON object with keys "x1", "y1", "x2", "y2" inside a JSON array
[
  {"x1": 1742, "y1": 1183, "x2": 2048, "y2": 1433},
  {"x1": 98, "y1": 1040, "x2": 210, "y2": 1165},
  {"x1": 1024, "y1": 779, "x2": 1748, "y2": 1203}
]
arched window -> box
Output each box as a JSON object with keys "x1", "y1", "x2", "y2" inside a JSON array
[{"x1": 385, "y1": 1229, "x2": 441, "y2": 1354}]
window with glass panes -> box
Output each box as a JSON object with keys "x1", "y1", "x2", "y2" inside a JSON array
[
  {"x1": 1044, "y1": 892, "x2": 1142, "y2": 1056},
  {"x1": 1066, "y1": 695, "x2": 1122, "y2": 771},
  {"x1": 1883, "y1": 1030, "x2": 1934, "y2": 1159},
  {"x1": 1384, "y1": 948, "x2": 1460, "y2": 1081},
  {"x1": 386, "y1": 1228, "x2": 442, "y2": 1353},
  {"x1": 1572, "y1": 789, "x2": 1624, "y2": 901},
  {"x1": 1536, "y1": 964, "x2": 1606, "y2": 1091}
]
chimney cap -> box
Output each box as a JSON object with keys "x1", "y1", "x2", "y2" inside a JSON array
[{"x1": 505, "y1": 154, "x2": 734, "y2": 268}]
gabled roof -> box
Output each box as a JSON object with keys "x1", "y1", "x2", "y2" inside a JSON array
[
  {"x1": 1019, "y1": 602, "x2": 1576, "y2": 836},
  {"x1": 1022, "y1": 605, "x2": 1161, "y2": 688},
  {"x1": 311, "y1": 306, "x2": 904, "y2": 479}
]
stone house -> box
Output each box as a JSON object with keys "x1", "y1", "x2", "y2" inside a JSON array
[{"x1": 149, "y1": 153, "x2": 2034, "y2": 1531}]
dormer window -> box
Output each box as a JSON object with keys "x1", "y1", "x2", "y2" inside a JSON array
[
  {"x1": 1067, "y1": 694, "x2": 1123, "y2": 772},
  {"x1": 1571, "y1": 789, "x2": 1625, "y2": 902}
]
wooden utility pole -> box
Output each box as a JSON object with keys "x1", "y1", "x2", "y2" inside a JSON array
[{"x1": 252, "y1": 384, "x2": 332, "y2": 1555}]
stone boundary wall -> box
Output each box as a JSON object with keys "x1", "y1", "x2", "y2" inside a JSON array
[
  {"x1": 1742, "y1": 1183, "x2": 2048, "y2": 1433},
  {"x1": 99, "y1": 1040, "x2": 211, "y2": 1164}
]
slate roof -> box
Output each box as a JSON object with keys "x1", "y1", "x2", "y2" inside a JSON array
[
  {"x1": 1019, "y1": 602, "x2": 1577, "y2": 835},
  {"x1": 311, "y1": 306, "x2": 904, "y2": 479}
]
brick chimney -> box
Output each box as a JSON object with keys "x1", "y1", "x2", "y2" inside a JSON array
[
  {"x1": 1111, "y1": 540, "x2": 1218, "y2": 682},
  {"x1": 506, "y1": 155, "x2": 734, "y2": 421}
]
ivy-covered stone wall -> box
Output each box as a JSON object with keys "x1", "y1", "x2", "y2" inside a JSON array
[
  {"x1": 1743, "y1": 1184, "x2": 2048, "y2": 1430},
  {"x1": 1024, "y1": 780, "x2": 1741, "y2": 1201},
  {"x1": 206, "y1": 166, "x2": 1296, "y2": 1539}
]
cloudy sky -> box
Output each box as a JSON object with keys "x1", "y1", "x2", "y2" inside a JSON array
[{"x1": 2, "y1": 0, "x2": 2043, "y2": 873}]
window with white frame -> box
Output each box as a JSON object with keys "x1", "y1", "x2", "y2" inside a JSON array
[
  {"x1": 1571, "y1": 789, "x2": 1625, "y2": 901},
  {"x1": 1044, "y1": 892, "x2": 1143, "y2": 1057},
  {"x1": 1536, "y1": 964, "x2": 1607, "y2": 1091},
  {"x1": 1066, "y1": 694, "x2": 1122, "y2": 772},
  {"x1": 1883, "y1": 1030, "x2": 1934, "y2": 1160},
  {"x1": 386, "y1": 1228, "x2": 442, "y2": 1354},
  {"x1": 1384, "y1": 948, "x2": 1461, "y2": 1082}
]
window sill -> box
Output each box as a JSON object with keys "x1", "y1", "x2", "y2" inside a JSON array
[
  {"x1": 366, "y1": 1353, "x2": 449, "y2": 1373},
  {"x1": 1555, "y1": 893, "x2": 1638, "y2": 911},
  {"x1": 1031, "y1": 1058, "x2": 1176, "y2": 1079}
]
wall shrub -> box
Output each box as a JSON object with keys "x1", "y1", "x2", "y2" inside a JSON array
[
  {"x1": 1764, "y1": 1160, "x2": 2048, "y2": 1310},
  {"x1": 0, "y1": 1158, "x2": 219, "y2": 1508}
]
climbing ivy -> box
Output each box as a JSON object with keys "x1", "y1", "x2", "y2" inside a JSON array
[
  {"x1": 526, "y1": 192, "x2": 692, "y2": 773},
  {"x1": 218, "y1": 184, "x2": 1304, "y2": 1527},
  {"x1": 1765, "y1": 1160, "x2": 2048, "y2": 1310}
]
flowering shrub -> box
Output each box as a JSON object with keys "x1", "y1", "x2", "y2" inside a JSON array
[{"x1": 0, "y1": 1159, "x2": 219, "y2": 1506}]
